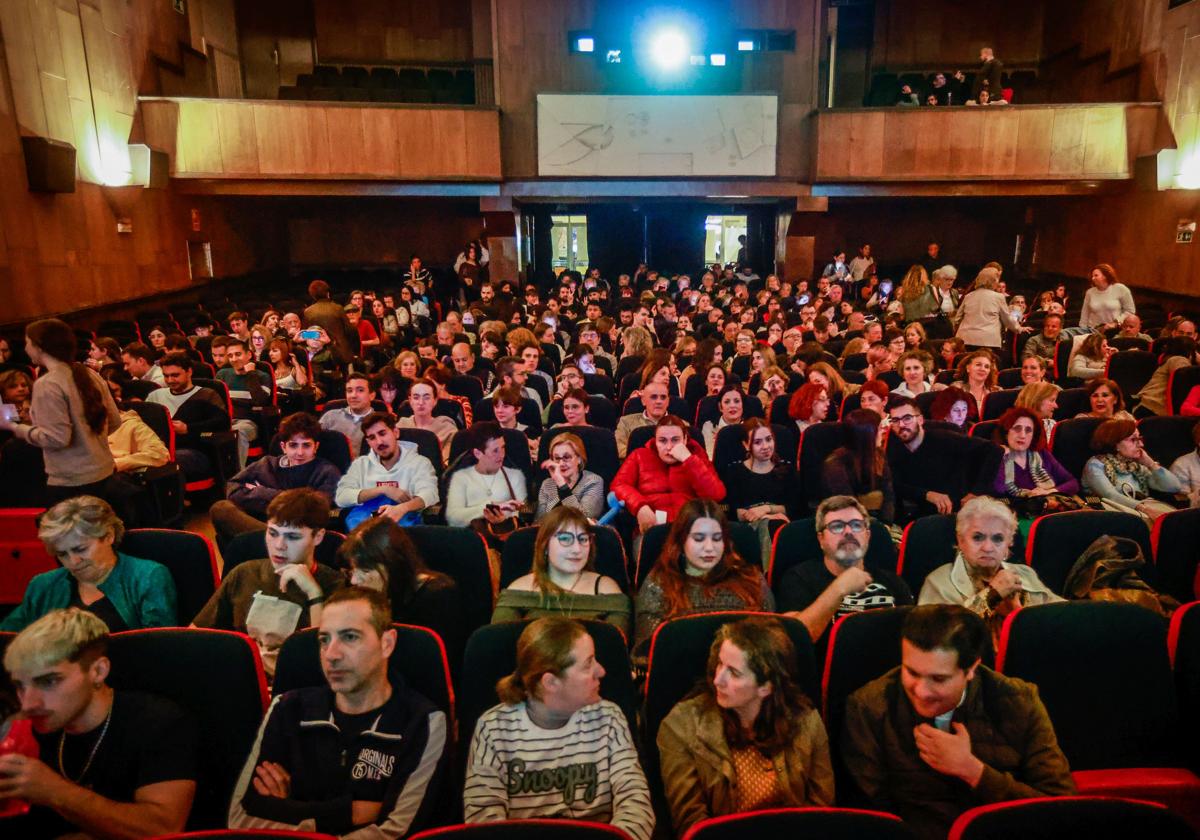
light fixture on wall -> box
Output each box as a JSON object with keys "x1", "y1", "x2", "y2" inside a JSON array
[{"x1": 568, "y1": 31, "x2": 596, "y2": 53}]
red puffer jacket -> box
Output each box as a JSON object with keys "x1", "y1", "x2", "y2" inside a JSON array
[{"x1": 611, "y1": 437, "x2": 726, "y2": 521}]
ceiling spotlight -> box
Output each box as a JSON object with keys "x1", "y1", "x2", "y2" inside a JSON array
[
  {"x1": 737, "y1": 38, "x2": 757, "y2": 52},
  {"x1": 650, "y1": 28, "x2": 688, "y2": 70},
  {"x1": 577, "y1": 36, "x2": 594, "y2": 52},
  {"x1": 689, "y1": 54, "x2": 706, "y2": 66},
  {"x1": 568, "y1": 31, "x2": 596, "y2": 54},
  {"x1": 710, "y1": 53, "x2": 726, "y2": 66}
]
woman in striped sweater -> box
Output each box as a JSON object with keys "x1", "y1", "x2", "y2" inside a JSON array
[{"x1": 464, "y1": 617, "x2": 654, "y2": 840}]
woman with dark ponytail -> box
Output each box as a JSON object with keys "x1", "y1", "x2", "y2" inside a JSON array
[{"x1": 0, "y1": 319, "x2": 121, "y2": 504}]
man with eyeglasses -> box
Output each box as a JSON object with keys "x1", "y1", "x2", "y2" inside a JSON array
[
  {"x1": 778, "y1": 496, "x2": 912, "y2": 650},
  {"x1": 886, "y1": 397, "x2": 1001, "y2": 521}
]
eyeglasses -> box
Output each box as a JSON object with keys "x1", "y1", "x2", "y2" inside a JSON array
[
  {"x1": 551, "y1": 453, "x2": 577, "y2": 462},
  {"x1": 891, "y1": 413, "x2": 919, "y2": 425},
  {"x1": 554, "y1": 532, "x2": 591, "y2": 547},
  {"x1": 823, "y1": 519, "x2": 867, "y2": 535}
]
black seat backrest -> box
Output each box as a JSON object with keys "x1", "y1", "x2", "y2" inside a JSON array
[
  {"x1": 897, "y1": 514, "x2": 1025, "y2": 595},
  {"x1": 267, "y1": 428, "x2": 354, "y2": 474},
  {"x1": 222, "y1": 529, "x2": 346, "y2": 576},
  {"x1": 798, "y1": 422, "x2": 849, "y2": 509},
  {"x1": 395, "y1": 427, "x2": 445, "y2": 473},
  {"x1": 637, "y1": 521, "x2": 763, "y2": 590},
  {"x1": 1026, "y1": 510, "x2": 1150, "y2": 595},
  {"x1": 121, "y1": 529, "x2": 219, "y2": 626},
  {"x1": 536, "y1": 425, "x2": 620, "y2": 487}
]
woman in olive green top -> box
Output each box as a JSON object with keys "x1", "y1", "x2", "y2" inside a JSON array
[{"x1": 491, "y1": 506, "x2": 631, "y2": 640}]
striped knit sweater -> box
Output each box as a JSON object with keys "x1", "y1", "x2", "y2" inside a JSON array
[{"x1": 464, "y1": 700, "x2": 654, "y2": 840}]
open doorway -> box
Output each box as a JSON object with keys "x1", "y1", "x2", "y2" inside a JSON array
[
  {"x1": 550, "y1": 214, "x2": 589, "y2": 274},
  {"x1": 704, "y1": 214, "x2": 747, "y2": 265}
]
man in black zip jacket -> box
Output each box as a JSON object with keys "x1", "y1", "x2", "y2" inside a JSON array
[
  {"x1": 147, "y1": 352, "x2": 231, "y2": 481},
  {"x1": 229, "y1": 586, "x2": 447, "y2": 839}
]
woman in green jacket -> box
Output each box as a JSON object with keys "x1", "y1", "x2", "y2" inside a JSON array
[
  {"x1": 656, "y1": 616, "x2": 834, "y2": 835},
  {"x1": 1, "y1": 495, "x2": 177, "y2": 631}
]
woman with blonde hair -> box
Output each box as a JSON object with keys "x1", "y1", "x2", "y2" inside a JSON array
[
  {"x1": 897, "y1": 265, "x2": 936, "y2": 322},
  {"x1": 954, "y1": 267, "x2": 1029, "y2": 351},
  {"x1": 657, "y1": 616, "x2": 833, "y2": 834},
  {"x1": 0, "y1": 495, "x2": 176, "y2": 631},
  {"x1": 393, "y1": 350, "x2": 421, "y2": 381},
  {"x1": 534, "y1": 432, "x2": 605, "y2": 519},
  {"x1": 492, "y1": 507, "x2": 630, "y2": 636},
  {"x1": 1015, "y1": 381, "x2": 1061, "y2": 439},
  {"x1": 464, "y1": 617, "x2": 654, "y2": 838}
]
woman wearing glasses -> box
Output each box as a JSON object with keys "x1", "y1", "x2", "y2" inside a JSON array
[
  {"x1": 1083, "y1": 419, "x2": 1182, "y2": 523},
  {"x1": 534, "y1": 432, "x2": 605, "y2": 520},
  {"x1": 491, "y1": 506, "x2": 630, "y2": 638}
]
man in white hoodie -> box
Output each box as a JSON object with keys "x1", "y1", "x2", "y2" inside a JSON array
[{"x1": 335, "y1": 412, "x2": 438, "y2": 522}]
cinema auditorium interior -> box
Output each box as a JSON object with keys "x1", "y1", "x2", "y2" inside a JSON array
[{"x1": 1, "y1": 0, "x2": 1200, "y2": 838}]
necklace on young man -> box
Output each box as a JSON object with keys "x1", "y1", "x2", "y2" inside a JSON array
[{"x1": 58, "y1": 703, "x2": 113, "y2": 784}]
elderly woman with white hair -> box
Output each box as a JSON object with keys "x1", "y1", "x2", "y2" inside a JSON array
[
  {"x1": 954, "y1": 267, "x2": 1031, "y2": 351},
  {"x1": 918, "y1": 497, "x2": 1061, "y2": 641},
  {"x1": 0, "y1": 495, "x2": 177, "y2": 632}
]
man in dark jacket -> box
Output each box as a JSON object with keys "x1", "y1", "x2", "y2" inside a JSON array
[
  {"x1": 842, "y1": 605, "x2": 1074, "y2": 839},
  {"x1": 147, "y1": 352, "x2": 231, "y2": 481},
  {"x1": 886, "y1": 397, "x2": 1001, "y2": 520},
  {"x1": 229, "y1": 586, "x2": 448, "y2": 838},
  {"x1": 209, "y1": 411, "x2": 342, "y2": 554},
  {"x1": 303, "y1": 279, "x2": 356, "y2": 365},
  {"x1": 972, "y1": 47, "x2": 1003, "y2": 102}
]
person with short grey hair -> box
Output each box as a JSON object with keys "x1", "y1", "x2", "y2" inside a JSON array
[
  {"x1": 0, "y1": 495, "x2": 177, "y2": 632},
  {"x1": 778, "y1": 495, "x2": 912, "y2": 647},
  {"x1": 918, "y1": 496, "x2": 1061, "y2": 641}
]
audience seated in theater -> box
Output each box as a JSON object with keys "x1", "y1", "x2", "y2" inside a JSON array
[
  {"x1": 0, "y1": 609, "x2": 197, "y2": 837},
  {"x1": 1015, "y1": 381, "x2": 1060, "y2": 439},
  {"x1": 823, "y1": 409, "x2": 896, "y2": 522},
  {"x1": 534, "y1": 432, "x2": 605, "y2": 520},
  {"x1": 320, "y1": 373, "x2": 377, "y2": 457},
  {"x1": 1067, "y1": 333, "x2": 1112, "y2": 381},
  {"x1": 444, "y1": 422, "x2": 528, "y2": 529},
  {"x1": 147, "y1": 352, "x2": 231, "y2": 482},
  {"x1": 492, "y1": 507, "x2": 630, "y2": 637},
  {"x1": 490, "y1": 385, "x2": 530, "y2": 438},
  {"x1": 918, "y1": 498, "x2": 1062, "y2": 643},
  {"x1": 121, "y1": 341, "x2": 165, "y2": 387},
  {"x1": 230, "y1": 586, "x2": 447, "y2": 838},
  {"x1": 702, "y1": 384, "x2": 746, "y2": 458},
  {"x1": 991, "y1": 408, "x2": 1080, "y2": 515},
  {"x1": 612, "y1": 416, "x2": 726, "y2": 537},
  {"x1": 657, "y1": 616, "x2": 834, "y2": 835},
  {"x1": 929, "y1": 386, "x2": 973, "y2": 431},
  {"x1": 1, "y1": 495, "x2": 176, "y2": 632},
  {"x1": 724, "y1": 418, "x2": 794, "y2": 529},
  {"x1": 950, "y1": 350, "x2": 1000, "y2": 420},
  {"x1": 336, "y1": 412, "x2": 438, "y2": 527},
  {"x1": 788, "y1": 382, "x2": 831, "y2": 434},
  {"x1": 1116, "y1": 313, "x2": 1153, "y2": 344},
  {"x1": 887, "y1": 397, "x2": 1001, "y2": 519},
  {"x1": 84, "y1": 336, "x2": 122, "y2": 372},
  {"x1": 1079, "y1": 263, "x2": 1136, "y2": 331},
  {"x1": 217, "y1": 338, "x2": 273, "y2": 475},
  {"x1": 1135, "y1": 337, "x2": 1199, "y2": 417},
  {"x1": 490, "y1": 356, "x2": 544, "y2": 416},
  {"x1": 464, "y1": 617, "x2": 653, "y2": 839},
  {"x1": 193, "y1": 488, "x2": 343, "y2": 679},
  {"x1": 1020, "y1": 354, "x2": 1050, "y2": 386},
  {"x1": 1169, "y1": 421, "x2": 1200, "y2": 507},
  {"x1": 1077, "y1": 378, "x2": 1134, "y2": 421},
  {"x1": 842, "y1": 604, "x2": 1074, "y2": 840},
  {"x1": 777, "y1": 496, "x2": 912, "y2": 647},
  {"x1": 0, "y1": 319, "x2": 123, "y2": 507},
  {"x1": 634, "y1": 499, "x2": 772, "y2": 652},
  {"x1": 268, "y1": 338, "x2": 307, "y2": 392},
  {"x1": 425, "y1": 365, "x2": 474, "y2": 427},
  {"x1": 1082, "y1": 419, "x2": 1183, "y2": 522},
  {"x1": 398, "y1": 379, "x2": 458, "y2": 461},
  {"x1": 548, "y1": 387, "x2": 593, "y2": 432},
  {"x1": 211, "y1": 412, "x2": 341, "y2": 550}
]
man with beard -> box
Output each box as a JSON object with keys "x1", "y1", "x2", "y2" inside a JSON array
[{"x1": 778, "y1": 496, "x2": 912, "y2": 652}]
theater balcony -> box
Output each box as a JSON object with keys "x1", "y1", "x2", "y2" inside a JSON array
[
  {"x1": 139, "y1": 98, "x2": 502, "y2": 195},
  {"x1": 812, "y1": 103, "x2": 1174, "y2": 196}
]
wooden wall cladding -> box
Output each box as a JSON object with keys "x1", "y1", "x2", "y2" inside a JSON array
[
  {"x1": 814, "y1": 104, "x2": 1164, "y2": 181},
  {"x1": 140, "y1": 98, "x2": 502, "y2": 180},
  {"x1": 871, "y1": 0, "x2": 1045, "y2": 70},
  {"x1": 313, "y1": 0, "x2": 473, "y2": 64}
]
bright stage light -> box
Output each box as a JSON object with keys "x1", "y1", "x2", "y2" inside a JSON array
[
  {"x1": 576, "y1": 36, "x2": 594, "y2": 53},
  {"x1": 710, "y1": 53, "x2": 726, "y2": 66},
  {"x1": 737, "y1": 39, "x2": 756, "y2": 52},
  {"x1": 650, "y1": 28, "x2": 688, "y2": 69}
]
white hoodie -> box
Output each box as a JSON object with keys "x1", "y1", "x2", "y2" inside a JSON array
[{"x1": 335, "y1": 440, "x2": 439, "y2": 510}]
